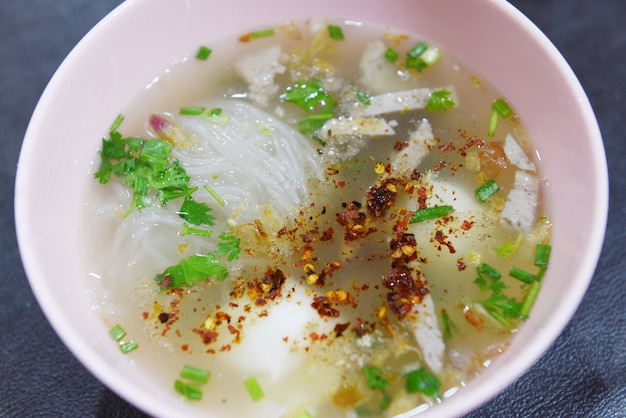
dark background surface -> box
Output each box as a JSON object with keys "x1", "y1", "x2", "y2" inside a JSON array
[{"x1": 1, "y1": 1, "x2": 624, "y2": 417}]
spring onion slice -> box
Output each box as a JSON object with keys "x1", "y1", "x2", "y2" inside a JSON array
[
  {"x1": 534, "y1": 244, "x2": 552, "y2": 268},
  {"x1": 327, "y1": 24, "x2": 344, "y2": 40},
  {"x1": 196, "y1": 46, "x2": 212, "y2": 60},
  {"x1": 475, "y1": 179, "x2": 499, "y2": 202},
  {"x1": 492, "y1": 98, "x2": 513, "y2": 118},
  {"x1": 520, "y1": 280, "x2": 541, "y2": 318},
  {"x1": 180, "y1": 106, "x2": 205, "y2": 115},
  {"x1": 251, "y1": 28, "x2": 275, "y2": 39},
  {"x1": 174, "y1": 380, "x2": 203, "y2": 400},
  {"x1": 488, "y1": 109, "x2": 498, "y2": 136},
  {"x1": 509, "y1": 266, "x2": 535, "y2": 284},
  {"x1": 244, "y1": 376, "x2": 264, "y2": 401},
  {"x1": 120, "y1": 340, "x2": 138, "y2": 353},
  {"x1": 407, "y1": 41, "x2": 428, "y2": 58},
  {"x1": 409, "y1": 205, "x2": 454, "y2": 223},
  {"x1": 180, "y1": 365, "x2": 211, "y2": 385},
  {"x1": 109, "y1": 324, "x2": 126, "y2": 342}
]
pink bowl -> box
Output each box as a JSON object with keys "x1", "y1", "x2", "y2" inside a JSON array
[{"x1": 15, "y1": 0, "x2": 607, "y2": 416}]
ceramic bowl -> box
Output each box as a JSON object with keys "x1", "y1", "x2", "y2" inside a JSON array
[{"x1": 15, "y1": 0, "x2": 607, "y2": 416}]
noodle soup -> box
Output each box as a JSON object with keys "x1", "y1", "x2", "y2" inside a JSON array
[{"x1": 85, "y1": 19, "x2": 551, "y2": 417}]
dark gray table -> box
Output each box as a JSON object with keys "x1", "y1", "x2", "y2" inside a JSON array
[{"x1": 1, "y1": 1, "x2": 624, "y2": 417}]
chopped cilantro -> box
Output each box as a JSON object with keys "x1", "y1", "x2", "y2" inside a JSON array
[
  {"x1": 298, "y1": 113, "x2": 334, "y2": 133},
  {"x1": 495, "y1": 235, "x2": 523, "y2": 258},
  {"x1": 215, "y1": 232, "x2": 241, "y2": 261},
  {"x1": 282, "y1": 79, "x2": 336, "y2": 134},
  {"x1": 156, "y1": 253, "x2": 228, "y2": 288},
  {"x1": 355, "y1": 90, "x2": 371, "y2": 106},
  {"x1": 425, "y1": 90, "x2": 455, "y2": 111},
  {"x1": 95, "y1": 121, "x2": 192, "y2": 213},
  {"x1": 363, "y1": 365, "x2": 390, "y2": 390},
  {"x1": 178, "y1": 195, "x2": 215, "y2": 226},
  {"x1": 404, "y1": 368, "x2": 441, "y2": 399},
  {"x1": 283, "y1": 79, "x2": 335, "y2": 113},
  {"x1": 327, "y1": 24, "x2": 344, "y2": 40}
]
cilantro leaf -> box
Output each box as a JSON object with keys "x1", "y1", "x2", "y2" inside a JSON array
[
  {"x1": 95, "y1": 118, "x2": 194, "y2": 214},
  {"x1": 283, "y1": 79, "x2": 334, "y2": 112},
  {"x1": 178, "y1": 195, "x2": 215, "y2": 226},
  {"x1": 282, "y1": 79, "x2": 337, "y2": 134},
  {"x1": 215, "y1": 232, "x2": 241, "y2": 261},
  {"x1": 405, "y1": 368, "x2": 441, "y2": 399},
  {"x1": 425, "y1": 89, "x2": 455, "y2": 111},
  {"x1": 155, "y1": 254, "x2": 228, "y2": 288},
  {"x1": 363, "y1": 365, "x2": 390, "y2": 390},
  {"x1": 481, "y1": 293, "x2": 522, "y2": 320},
  {"x1": 474, "y1": 264, "x2": 507, "y2": 294}
]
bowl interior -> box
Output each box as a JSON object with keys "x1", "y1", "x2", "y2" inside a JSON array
[{"x1": 15, "y1": 0, "x2": 607, "y2": 417}]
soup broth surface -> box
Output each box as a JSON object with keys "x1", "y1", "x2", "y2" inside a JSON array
[{"x1": 85, "y1": 19, "x2": 551, "y2": 418}]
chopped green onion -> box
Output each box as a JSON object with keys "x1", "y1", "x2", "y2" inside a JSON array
[
  {"x1": 478, "y1": 263, "x2": 502, "y2": 279},
  {"x1": 441, "y1": 309, "x2": 452, "y2": 340},
  {"x1": 385, "y1": 48, "x2": 399, "y2": 62},
  {"x1": 203, "y1": 185, "x2": 226, "y2": 207},
  {"x1": 196, "y1": 46, "x2": 212, "y2": 60},
  {"x1": 244, "y1": 376, "x2": 264, "y2": 401},
  {"x1": 495, "y1": 234, "x2": 523, "y2": 258},
  {"x1": 179, "y1": 106, "x2": 205, "y2": 116},
  {"x1": 180, "y1": 365, "x2": 211, "y2": 385},
  {"x1": 492, "y1": 98, "x2": 513, "y2": 118},
  {"x1": 520, "y1": 280, "x2": 541, "y2": 318},
  {"x1": 251, "y1": 28, "x2": 275, "y2": 39},
  {"x1": 409, "y1": 205, "x2": 454, "y2": 223},
  {"x1": 534, "y1": 244, "x2": 552, "y2": 269},
  {"x1": 109, "y1": 324, "x2": 126, "y2": 342},
  {"x1": 207, "y1": 107, "x2": 222, "y2": 116},
  {"x1": 420, "y1": 46, "x2": 440, "y2": 66},
  {"x1": 109, "y1": 114, "x2": 124, "y2": 134},
  {"x1": 404, "y1": 368, "x2": 441, "y2": 399},
  {"x1": 475, "y1": 179, "x2": 500, "y2": 202},
  {"x1": 297, "y1": 412, "x2": 314, "y2": 418},
  {"x1": 327, "y1": 24, "x2": 344, "y2": 40},
  {"x1": 174, "y1": 380, "x2": 203, "y2": 400},
  {"x1": 120, "y1": 340, "x2": 138, "y2": 353},
  {"x1": 425, "y1": 90, "x2": 455, "y2": 111},
  {"x1": 509, "y1": 266, "x2": 535, "y2": 284},
  {"x1": 407, "y1": 41, "x2": 428, "y2": 59},
  {"x1": 405, "y1": 57, "x2": 428, "y2": 72},
  {"x1": 535, "y1": 266, "x2": 547, "y2": 281},
  {"x1": 487, "y1": 109, "x2": 498, "y2": 136},
  {"x1": 363, "y1": 365, "x2": 390, "y2": 390}
]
